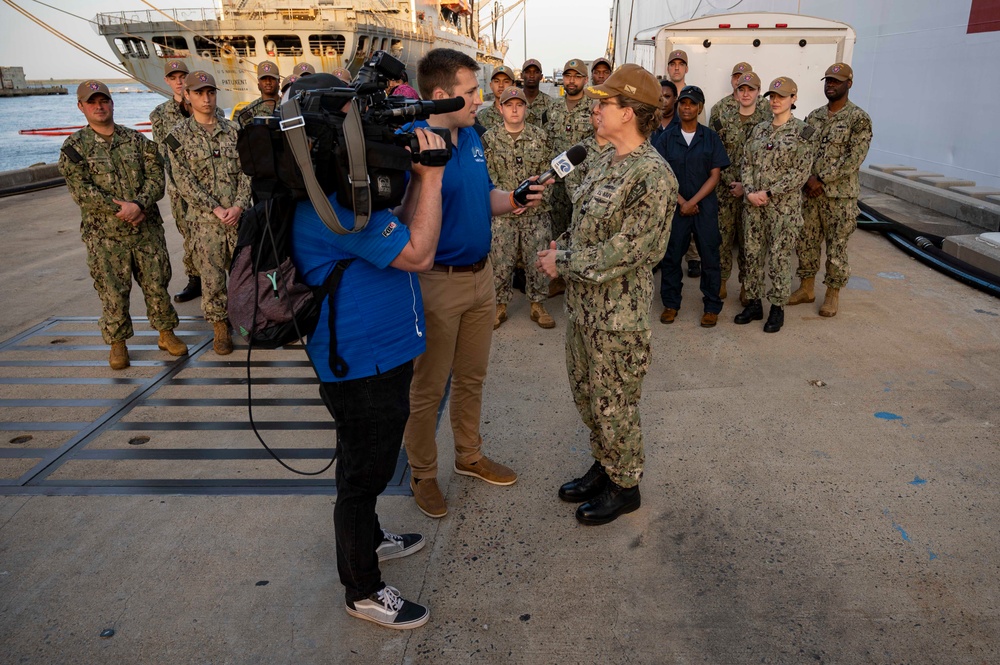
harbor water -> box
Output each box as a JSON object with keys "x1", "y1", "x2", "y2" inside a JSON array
[{"x1": 0, "y1": 84, "x2": 163, "y2": 173}]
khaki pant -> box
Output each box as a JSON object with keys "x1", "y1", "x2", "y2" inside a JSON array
[{"x1": 404, "y1": 259, "x2": 495, "y2": 479}]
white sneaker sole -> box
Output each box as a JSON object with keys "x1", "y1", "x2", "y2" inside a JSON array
[{"x1": 453, "y1": 464, "x2": 518, "y2": 486}]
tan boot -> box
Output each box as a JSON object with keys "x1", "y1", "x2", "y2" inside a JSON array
[
  {"x1": 108, "y1": 341, "x2": 130, "y2": 370},
  {"x1": 720, "y1": 282, "x2": 727, "y2": 299},
  {"x1": 548, "y1": 276, "x2": 566, "y2": 298},
  {"x1": 788, "y1": 276, "x2": 816, "y2": 305},
  {"x1": 157, "y1": 330, "x2": 188, "y2": 357},
  {"x1": 213, "y1": 320, "x2": 233, "y2": 355},
  {"x1": 494, "y1": 304, "x2": 507, "y2": 330},
  {"x1": 819, "y1": 287, "x2": 840, "y2": 317},
  {"x1": 530, "y1": 302, "x2": 556, "y2": 329}
]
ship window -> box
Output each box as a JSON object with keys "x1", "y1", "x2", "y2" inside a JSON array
[
  {"x1": 309, "y1": 34, "x2": 346, "y2": 56},
  {"x1": 357, "y1": 36, "x2": 368, "y2": 54},
  {"x1": 223, "y1": 35, "x2": 256, "y2": 57},
  {"x1": 152, "y1": 36, "x2": 189, "y2": 58},
  {"x1": 193, "y1": 35, "x2": 255, "y2": 58},
  {"x1": 194, "y1": 36, "x2": 221, "y2": 58},
  {"x1": 390, "y1": 39, "x2": 403, "y2": 55},
  {"x1": 263, "y1": 35, "x2": 303, "y2": 57},
  {"x1": 114, "y1": 37, "x2": 149, "y2": 59}
]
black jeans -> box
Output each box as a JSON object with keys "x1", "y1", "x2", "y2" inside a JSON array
[
  {"x1": 660, "y1": 210, "x2": 723, "y2": 314},
  {"x1": 319, "y1": 361, "x2": 413, "y2": 603}
]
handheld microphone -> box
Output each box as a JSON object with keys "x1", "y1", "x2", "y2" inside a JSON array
[{"x1": 512, "y1": 144, "x2": 588, "y2": 206}]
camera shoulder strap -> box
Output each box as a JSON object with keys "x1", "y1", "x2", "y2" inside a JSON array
[{"x1": 279, "y1": 95, "x2": 371, "y2": 234}]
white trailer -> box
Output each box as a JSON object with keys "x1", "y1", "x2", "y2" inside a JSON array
[{"x1": 631, "y1": 13, "x2": 855, "y2": 119}]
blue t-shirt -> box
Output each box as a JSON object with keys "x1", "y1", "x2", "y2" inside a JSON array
[
  {"x1": 408, "y1": 121, "x2": 494, "y2": 265},
  {"x1": 290, "y1": 195, "x2": 426, "y2": 383},
  {"x1": 652, "y1": 123, "x2": 730, "y2": 219}
]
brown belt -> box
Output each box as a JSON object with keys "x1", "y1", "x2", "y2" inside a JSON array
[{"x1": 430, "y1": 257, "x2": 489, "y2": 273}]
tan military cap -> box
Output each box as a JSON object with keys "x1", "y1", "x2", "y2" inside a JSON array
[
  {"x1": 763, "y1": 76, "x2": 798, "y2": 97},
  {"x1": 164, "y1": 60, "x2": 189, "y2": 77},
  {"x1": 521, "y1": 59, "x2": 542, "y2": 72},
  {"x1": 736, "y1": 72, "x2": 762, "y2": 90},
  {"x1": 591, "y1": 57, "x2": 612, "y2": 71},
  {"x1": 563, "y1": 59, "x2": 588, "y2": 77},
  {"x1": 822, "y1": 63, "x2": 853, "y2": 81},
  {"x1": 491, "y1": 65, "x2": 516, "y2": 81},
  {"x1": 330, "y1": 67, "x2": 352, "y2": 82},
  {"x1": 256, "y1": 61, "x2": 279, "y2": 80},
  {"x1": 186, "y1": 70, "x2": 217, "y2": 91},
  {"x1": 77, "y1": 80, "x2": 111, "y2": 103},
  {"x1": 498, "y1": 87, "x2": 527, "y2": 105},
  {"x1": 292, "y1": 63, "x2": 316, "y2": 76},
  {"x1": 585, "y1": 63, "x2": 660, "y2": 106},
  {"x1": 731, "y1": 62, "x2": 752, "y2": 75},
  {"x1": 668, "y1": 49, "x2": 688, "y2": 64}
]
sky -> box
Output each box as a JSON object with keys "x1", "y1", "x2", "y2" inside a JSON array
[{"x1": 0, "y1": 0, "x2": 615, "y2": 80}]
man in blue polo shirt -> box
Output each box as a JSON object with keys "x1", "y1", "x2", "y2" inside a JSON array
[
  {"x1": 402, "y1": 48, "x2": 547, "y2": 519},
  {"x1": 291, "y1": 111, "x2": 447, "y2": 629}
]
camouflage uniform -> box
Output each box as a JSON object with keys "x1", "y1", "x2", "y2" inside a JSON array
[
  {"x1": 165, "y1": 116, "x2": 251, "y2": 322},
  {"x1": 483, "y1": 123, "x2": 553, "y2": 305},
  {"x1": 477, "y1": 103, "x2": 503, "y2": 133},
  {"x1": 711, "y1": 99, "x2": 770, "y2": 283},
  {"x1": 526, "y1": 91, "x2": 556, "y2": 128},
  {"x1": 554, "y1": 141, "x2": 677, "y2": 488},
  {"x1": 799, "y1": 101, "x2": 873, "y2": 288},
  {"x1": 149, "y1": 101, "x2": 225, "y2": 279},
  {"x1": 547, "y1": 98, "x2": 596, "y2": 238},
  {"x1": 564, "y1": 135, "x2": 613, "y2": 200},
  {"x1": 59, "y1": 125, "x2": 179, "y2": 343},
  {"x1": 741, "y1": 118, "x2": 816, "y2": 306}
]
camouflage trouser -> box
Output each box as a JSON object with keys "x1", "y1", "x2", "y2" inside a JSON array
[
  {"x1": 83, "y1": 224, "x2": 179, "y2": 344},
  {"x1": 490, "y1": 211, "x2": 552, "y2": 305},
  {"x1": 742, "y1": 193, "x2": 805, "y2": 306},
  {"x1": 189, "y1": 220, "x2": 237, "y2": 322},
  {"x1": 565, "y1": 320, "x2": 650, "y2": 488},
  {"x1": 549, "y1": 181, "x2": 573, "y2": 240},
  {"x1": 168, "y1": 184, "x2": 199, "y2": 278},
  {"x1": 717, "y1": 186, "x2": 746, "y2": 283},
  {"x1": 798, "y1": 196, "x2": 858, "y2": 289}
]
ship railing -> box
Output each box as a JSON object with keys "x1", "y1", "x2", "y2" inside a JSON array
[{"x1": 95, "y1": 8, "x2": 219, "y2": 30}]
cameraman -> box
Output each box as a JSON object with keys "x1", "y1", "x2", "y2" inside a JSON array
[{"x1": 290, "y1": 91, "x2": 447, "y2": 628}]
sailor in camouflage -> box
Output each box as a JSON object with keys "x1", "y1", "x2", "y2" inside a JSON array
[
  {"x1": 734, "y1": 77, "x2": 816, "y2": 333},
  {"x1": 165, "y1": 71, "x2": 252, "y2": 355},
  {"x1": 241, "y1": 60, "x2": 281, "y2": 120},
  {"x1": 547, "y1": 59, "x2": 596, "y2": 239},
  {"x1": 711, "y1": 71, "x2": 770, "y2": 298},
  {"x1": 483, "y1": 87, "x2": 557, "y2": 329},
  {"x1": 521, "y1": 58, "x2": 556, "y2": 127},
  {"x1": 791, "y1": 63, "x2": 873, "y2": 317},
  {"x1": 564, "y1": 102, "x2": 614, "y2": 198},
  {"x1": 59, "y1": 80, "x2": 186, "y2": 370},
  {"x1": 708, "y1": 61, "x2": 757, "y2": 128},
  {"x1": 476, "y1": 65, "x2": 515, "y2": 132},
  {"x1": 538, "y1": 64, "x2": 677, "y2": 526}
]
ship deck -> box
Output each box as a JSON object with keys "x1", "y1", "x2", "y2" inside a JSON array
[{"x1": 1, "y1": 184, "x2": 998, "y2": 662}]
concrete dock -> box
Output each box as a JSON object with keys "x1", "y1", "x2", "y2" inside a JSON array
[{"x1": 1, "y1": 185, "x2": 998, "y2": 663}]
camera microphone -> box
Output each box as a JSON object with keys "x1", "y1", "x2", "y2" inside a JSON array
[
  {"x1": 511, "y1": 143, "x2": 588, "y2": 206},
  {"x1": 377, "y1": 97, "x2": 466, "y2": 119}
]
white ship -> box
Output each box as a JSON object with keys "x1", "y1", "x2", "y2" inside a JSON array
[
  {"x1": 608, "y1": 0, "x2": 1000, "y2": 190},
  {"x1": 96, "y1": 0, "x2": 508, "y2": 110}
]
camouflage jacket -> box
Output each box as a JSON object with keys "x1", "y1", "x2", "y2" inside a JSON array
[
  {"x1": 58, "y1": 125, "x2": 165, "y2": 239},
  {"x1": 483, "y1": 123, "x2": 552, "y2": 217},
  {"x1": 526, "y1": 91, "x2": 556, "y2": 127},
  {"x1": 477, "y1": 104, "x2": 503, "y2": 133},
  {"x1": 742, "y1": 117, "x2": 816, "y2": 199},
  {"x1": 149, "y1": 99, "x2": 225, "y2": 144},
  {"x1": 711, "y1": 99, "x2": 770, "y2": 185},
  {"x1": 804, "y1": 100, "x2": 873, "y2": 198},
  {"x1": 564, "y1": 134, "x2": 614, "y2": 198},
  {"x1": 165, "y1": 116, "x2": 252, "y2": 223},
  {"x1": 556, "y1": 141, "x2": 678, "y2": 331},
  {"x1": 546, "y1": 97, "x2": 595, "y2": 156}
]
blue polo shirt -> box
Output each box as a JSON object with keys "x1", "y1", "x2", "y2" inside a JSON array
[
  {"x1": 407, "y1": 121, "x2": 494, "y2": 265},
  {"x1": 291, "y1": 195, "x2": 426, "y2": 383},
  {"x1": 652, "y1": 123, "x2": 730, "y2": 218}
]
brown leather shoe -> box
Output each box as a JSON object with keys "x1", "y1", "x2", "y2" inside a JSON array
[
  {"x1": 660, "y1": 307, "x2": 677, "y2": 324},
  {"x1": 410, "y1": 477, "x2": 447, "y2": 518},
  {"x1": 720, "y1": 282, "x2": 727, "y2": 299},
  {"x1": 530, "y1": 302, "x2": 556, "y2": 329},
  {"x1": 213, "y1": 320, "x2": 233, "y2": 355},
  {"x1": 454, "y1": 455, "x2": 517, "y2": 486},
  {"x1": 700, "y1": 312, "x2": 718, "y2": 328},
  {"x1": 109, "y1": 341, "x2": 129, "y2": 370},
  {"x1": 157, "y1": 330, "x2": 189, "y2": 356}
]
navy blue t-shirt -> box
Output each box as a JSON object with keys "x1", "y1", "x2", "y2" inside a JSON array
[
  {"x1": 290, "y1": 195, "x2": 426, "y2": 383},
  {"x1": 652, "y1": 123, "x2": 730, "y2": 218}
]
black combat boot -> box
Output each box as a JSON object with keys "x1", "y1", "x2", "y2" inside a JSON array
[
  {"x1": 558, "y1": 460, "x2": 609, "y2": 503},
  {"x1": 576, "y1": 481, "x2": 641, "y2": 525},
  {"x1": 734, "y1": 298, "x2": 763, "y2": 324},
  {"x1": 173, "y1": 276, "x2": 202, "y2": 303},
  {"x1": 763, "y1": 304, "x2": 784, "y2": 333}
]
